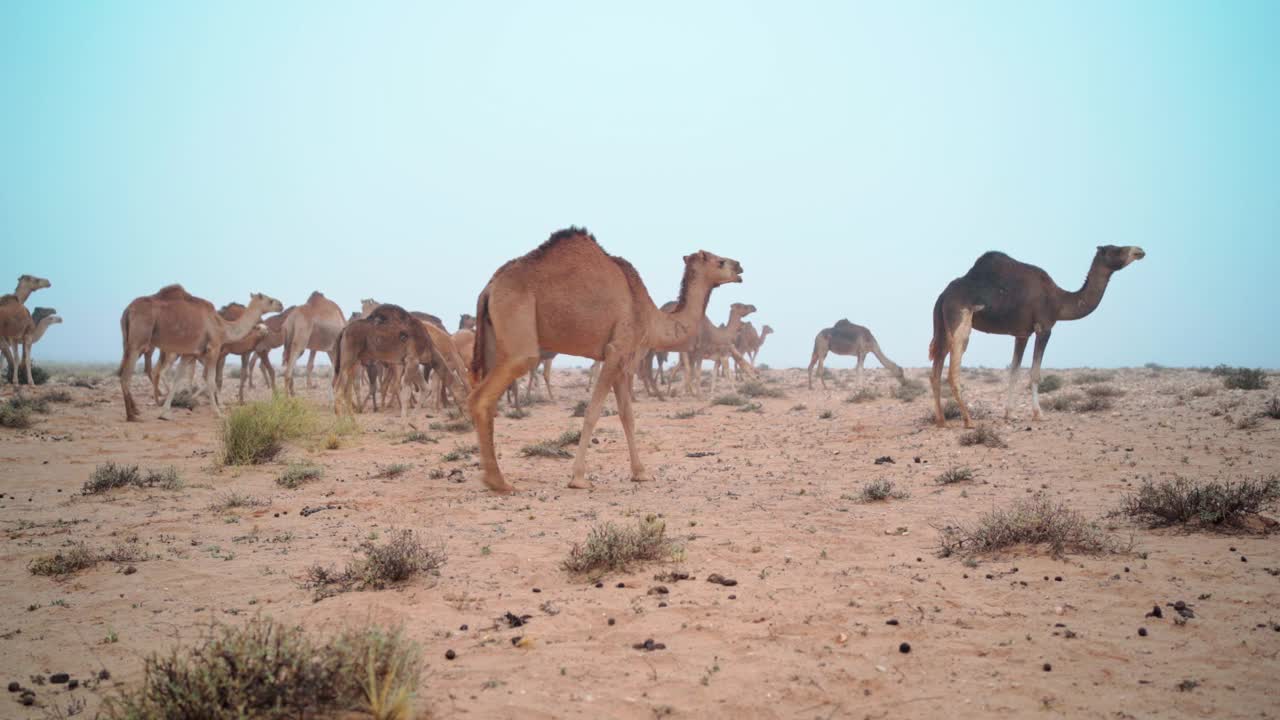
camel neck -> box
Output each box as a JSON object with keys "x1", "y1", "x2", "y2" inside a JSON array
[
  {"x1": 14, "y1": 287, "x2": 34, "y2": 304},
  {"x1": 30, "y1": 318, "x2": 56, "y2": 343},
  {"x1": 1058, "y1": 260, "x2": 1113, "y2": 322},
  {"x1": 647, "y1": 275, "x2": 716, "y2": 351},
  {"x1": 222, "y1": 305, "x2": 264, "y2": 342}
]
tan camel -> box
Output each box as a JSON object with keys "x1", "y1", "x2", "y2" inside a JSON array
[
  {"x1": 3, "y1": 308, "x2": 61, "y2": 384},
  {"x1": 0, "y1": 275, "x2": 52, "y2": 387},
  {"x1": 929, "y1": 246, "x2": 1145, "y2": 427},
  {"x1": 332, "y1": 303, "x2": 431, "y2": 417},
  {"x1": 212, "y1": 303, "x2": 288, "y2": 403},
  {"x1": 469, "y1": 227, "x2": 743, "y2": 493},
  {"x1": 241, "y1": 307, "x2": 294, "y2": 393},
  {"x1": 118, "y1": 286, "x2": 281, "y2": 420},
  {"x1": 282, "y1": 292, "x2": 345, "y2": 396},
  {"x1": 735, "y1": 322, "x2": 773, "y2": 364},
  {"x1": 673, "y1": 303, "x2": 757, "y2": 396},
  {"x1": 807, "y1": 320, "x2": 906, "y2": 389}
]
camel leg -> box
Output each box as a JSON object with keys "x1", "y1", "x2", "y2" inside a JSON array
[
  {"x1": 158, "y1": 357, "x2": 196, "y2": 420},
  {"x1": 613, "y1": 360, "x2": 651, "y2": 483},
  {"x1": 202, "y1": 351, "x2": 223, "y2": 417},
  {"x1": 856, "y1": 353, "x2": 865, "y2": 385},
  {"x1": 1030, "y1": 330, "x2": 1051, "y2": 421},
  {"x1": 237, "y1": 353, "x2": 252, "y2": 404},
  {"x1": 947, "y1": 312, "x2": 975, "y2": 428},
  {"x1": 569, "y1": 345, "x2": 621, "y2": 490},
  {"x1": 930, "y1": 346, "x2": 948, "y2": 427},
  {"x1": 525, "y1": 366, "x2": 537, "y2": 402},
  {"x1": 215, "y1": 354, "x2": 227, "y2": 397},
  {"x1": 1005, "y1": 336, "x2": 1029, "y2": 420},
  {"x1": 20, "y1": 339, "x2": 32, "y2": 386},
  {"x1": 541, "y1": 358, "x2": 554, "y2": 400},
  {"x1": 727, "y1": 346, "x2": 756, "y2": 381},
  {"x1": 1, "y1": 343, "x2": 15, "y2": 386},
  {"x1": 469, "y1": 353, "x2": 539, "y2": 494},
  {"x1": 120, "y1": 347, "x2": 145, "y2": 421},
  {"x1": 246, "y1": 353, "x2": 256, "y2": 389},
  {"x1": 259, "y1": 352, "x2": 276, "y2": 392},
  {"x1": 305, "y1": 349, "x2": 317, "y2": 389}
]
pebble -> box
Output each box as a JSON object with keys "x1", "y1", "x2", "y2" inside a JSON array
[
  {"x1": 608, "y1": 618, "x2": 615, "y2": 626},
  {"x1": 1146, "y1": 605, "x2": 1163, "y2": 619},
  {"x1": 616, "y1": 582, "x2": 626, "y2": 588},
  {"x1": 886, "y1": 619, "x2": 899, "y2": 626},
  {"x1": 67, "y1": 679, "x2": 79, "y2": 690},
  {"x1": 595, "y1": 582, "x2": 603, "y2": 588},
  {"x1": 6, "y1": 682, "x2": 19, "y2": 692},
  {"x1": 532, "y1": 588, "x2": 541, "y2": 593},
  {"x1": 98, "y1": 670, "x2": 110, "y2": 681},
  {"x1": 1241, "y1": 556, "x2": 1248, "y2": 563},
  {"x1": 728, "y1": 594, "x2": 737, "y2": 600},
  {"x1": 20, "y1": 693, "x2": 34, "y2": 706},
  {"x1": 1054, "y1": 576, "x2": 1063, "y2": 582},
  {"x1": 706, "y1": 574, "x2": 738, "y2": 587},
  {"x1": 445, "y1": 650, "x2": 456, "y2": 660},
  {"x1": 460, "y1": 624, "x2": 468, "y2": 631},
  {"x1": 899, "y1": 642, "x2": 911, "y2": 653},
  {"x1": 1138, "y1": 628, "x2": 1148, "y2": 637}
]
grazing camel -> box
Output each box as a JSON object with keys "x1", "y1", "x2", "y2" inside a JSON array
[
  {"x1": 470, "y1": 227, "x2": 743, "y2": 493},
  {"x1": 807, "y1": 320, "x2": 905, "y2": 389},
  {"x1": 930, "y1": 245, "x2": 1146, "y2": 427},
  {"x1": 332, "y1": 303, "x2": 432, "y2": 417},
  {"x1": 0, "y1": 275, "x2": 52, "y2": 387},
  {"x1": 3, "y1": 308, "x2": 61, "y2": 384},
  {"x1": 118, "y1": 286, "x2": 282, "y2": 421},
  {"x1": 282, "y1": 292, "x2": 345, "y2": 396}
]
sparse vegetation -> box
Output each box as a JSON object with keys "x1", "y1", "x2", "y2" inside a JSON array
[
  {"x1": 937, "y1": 467, "x2": 975, "y2": 485},
  {"x1": 1074, "y1": 371, "x2": 1113, "y2": 384},
  {"x1": 3, "y1": 364, "x2": 49, "y2": 385},
  {"x1": 891, "y1": 379, "x2": 926, "y2": 402},
  {"x1": 209, "y1": 492, "x2": 268, "y2": 512},
  {"x1": 712, "y1": 393, "x2": 747, "y2": 407},
  {"x1": 0, "y1": 395, "x2": 51, "y2": 428},
  {"x1": 442, "y1": 444, "x2": 478, "y2": 462},
  {"x1": 374, "y1": 463, "x2": 412, "y2": 479},
  {"x1": 1237, "y1": 414, "x2": 1262, "y2": 430},
  {"x1": 306, "y1": 529, "x2": 445, "y2": 599},
  {"x1": 520, "y1": 430, "x2": 577, "y2": 459},
  {"x1": 740, "y1": 380, "x2": 784, "y2": 399},
  {"x1": 1036, "y1": 374, "x2": 1063, "y2": 393},
  {"x1": 401, "y1": 431, "x2": 437, "y2": 444},
  {"x1": 738, "y1": 401, "x2": 763, "y2": 413},
  {"x1": 1217, "y1": 366, "x2": 1268, "y2": 390},
  {"x1": 168, "y1": 387, "x2": 198, "y2": 410},
  {"x1": 562, "y1": 514, "x2": 680, "y2": 578},
  {"x1": 1118, "y1": 476, "x2": 1280, "y2": 529},
  {"x1": 672, "y1": 408, "x2": 702, "y2": 419},
  {"x1": 44, "y1": 389, "x2": 73, "y2": 403},
  {"x1": 937, "y1": 495, "x2": 1125, "y2": 558},
  {"x1": 28, "y1": 543, "x2": 100, "y2": 577},
  {"x1": 845, "y1": 387, "x2": 880, "y2": 404},
  {"x1": 101, "y1": 617, "x2": 422, "y2": 720},
  {"x1": 428, "y1": 417, "x2": 472, "y2": 433},
  {"x1": 83, "y1": 463, "x2": 183, "y2": 494},
  {"x1": 959, "y1": 425, "x2": 1006, "y2": 448},
  {"x1": 219, "y1": 394, "x2": 315, "y2": 465},
  {"x1": 1074, "y1": 396, "x2": 1114, "y2": 413},
  {"x1": 504, "y1": 407, "x2": 531, "y2": 419},
  {"x1": 858, "y1": 479, "x2": 909, "y2": 502},
  {"x1": 1264, "y1": 397, "x2": 1280, "y2": 420},
  {"x1": 276, "y1": 463, "x2": 323, "y2": 489},
  {"x1": 818, "y1": 409, "x2": 834, "y2": 419},
  {"x1": 1085, "y1": 384, "x2": 1124, "y2": 398},
  {"x1": 1190, "y1": 385, "x2": 1217, "y2": 398},
  {"x1": 1046, "y1": 392, "x2": 1083, "y2": 412}
]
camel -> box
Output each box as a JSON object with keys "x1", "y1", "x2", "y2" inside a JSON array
[
  {"x1": 672, "y1": 303, "x2": 757, "y2": 396},
  {"x1": 332, "y1": 303, "x2": 432, "y2": 417},
  {"x1": 3, "y1": 308, "x2": 61, "y2": 384},
  {"x1": 118, "y1": 286, "x2": 282, "y2": 421},
  {"x1": 929, "y1": 245, "x2": 1146, "y2": 427},
  {"x1": 469, "y1": 227, "x2": 743, "y2": 493},
  {"x1": 735, "y1": 322, "x2": 773, "y2": 365},
  {"x1": 281, "y1": 292, "x2": 345, "y2": 396},
  {"x1": 458, "y1": 314, "x2": 476, "y2": 332},
  {"x1": 807, "y1": 320, "x2": 905, "y2": 389},
  {"x1": 212, "y1": 303, "x2": 290, "y2": 404},
  {"x1": 241, "y1": 307, "x2": 295, "y2": 393},
  {"x1": 0, "y1": 275, "x2": 52, "y2": 387}
]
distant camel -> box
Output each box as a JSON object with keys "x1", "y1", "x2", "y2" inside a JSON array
[
  {"x1": 241, "y1": 307, "x2": 295, "y2": 393},
  {"x1": 333, "y1": 303, "x2": 431, "y2": 417},
  {"x1": 3, "y1": 307, "x2": 60, "y2": 384},
  {"x1": 458, "y1": 314, "x2": 476, "y2": 332},
  {"x1": 118, "y1": 286, "x2": 282, "y2": 420},
  {"x1": 213, "y1": 303, "x2": 288, "y2": 403},
  {"x1": 807, "y1": 320, "x2": 905, "y2": 389},
  {"x1": 929, "y1": 245, "x2": 1145, "y2": 427},
  {"x1": 282, "y1": 292, "x2": 345, "y2": 396},
  {"x1": 0, "y1": 275, "x2": 52, "y2": 387},
  {"x1": 673, "y1": 303, "x2": 756, "y2": 396},
  {"x1": 735, "y1": 321, "x2": 773, "y2": 365},
  {"x1": 470, "y1": 227, "x2": 743, "y2": 493}
]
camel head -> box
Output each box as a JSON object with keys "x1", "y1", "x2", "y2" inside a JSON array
[
  {"x1": 459, "y1": 314, "x2": 476, "y2": 331},
  {"x1": 348, "y1": 311, "x2": 362, "y2": 322},
  {"x1": 683, "y1": 250, "x2": 743, "y2": 286},
  {"x1": 761, "y1": 324, "x2": 774, "y2": 338},
  {"x1": 361, "y1": 298, "x2": 381, "y2": 317},
  {"x1": 248, "y1": 293, "x2": 284, "y2": 315},
  {"x1": 32, "y1": 307, "x2": 58, "y2": 324},
  {"x1": 1095, "y1": 245, "x2": 1146, "y2": 272},
  {"x1": 17, "y1": 275, "x2": 51, "y2": 294},
  {"x1": 729, "y1": 302, "x2": 757, "y2": 320}
]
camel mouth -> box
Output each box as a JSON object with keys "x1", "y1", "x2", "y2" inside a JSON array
[{"x1": 1132, "y1": 249, "x2": 1146, "y2": 260}]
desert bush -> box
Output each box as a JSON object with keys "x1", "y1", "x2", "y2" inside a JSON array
[
  {"x1": 1074, "y1": 371, "x2": 1113, "y2": 384},
  {"x1": 441, "y1": 444, "x2": 478, "y2": 462},
  {"x1": 937, "y1": 467, "x2": 975, "y2": 485},
  {"x1": 306, "y1": 529, "x2": 445, "y2": 599},
  {"x1": 209, "y1": 492, "x2": 267, "y2": 512},
  {"x1": 3, "y1": 364, "x2": 49, "y2": 385},
  {"x1": 937, "y1": 495, "x2": 1125, "y2": 558},
  {"x1": 374, "y1": 463, "x2": 412, "y2": 479},
  {"x1": 959, "y1": 425, "x2": 1006, "y2": 448},
  {"x1": 740, "y1": 380, "x2": 784, "y2": 399},
  {"x1": 1037, "y1": 375, "x2": 1063, "y2": 393},
  {"x1": 277, "y1": 463, "x2": 323, "y2": 489},
  {"x1": 562, "y1": 515, "x2": 680, "y2": 577},
  {"x1": 672, "y1": 408, "x2": 702, "y2": 419},
  {"x1": 401, "y1": 431, "x2": 437, "y2": 444},
  {"x1": 504, "y1": 407, "x2": 530, "y2": 419},
  {"x1": 219, "y1": 394, "x2": 314, "y2": 465},
  {"x1": 1074, "y1": 396, "x2": 1114, "y2": 413},
  {"x1": 1190, "y1": 385, "x2": 1217, "y2": 398},
  {"x1": 571, "y1": 400, "x2": 588, "y2": 418},
  {"x1": 1264, "y1": 397, "x2": 1280, "y2": 420},
  {"x1": 891, "y1": 379, "x2": 926, "y2": 402},
  {"x1": 44, "y1": 389, "x2": 73, "y2": 403},
  {"x1": 858, "y1": 479, "x2": 909, "y2": 502},
  {"x1": 28, "y1": 543, "x2": 100, "y2": 577},
  {"x1": 428, "y1": 417, "x2": 472, "y2": 433},
  {"x1": 1144, "y1": 362, "x2": 1166, "y2": 371},
  {"x1": 1237, "y1": 414, "x2": 1262, "y2": 430},
  {"x1": 1220, "y1": 367, "x2": 1268, "y2": 390},
  {"x1": 168, "y1": 388, "x2": 198, "y2": 410},
  {"x1": 1046, "y1": 393, "x2": 1083, "y2": 412},
  {"x1": 1085, "y1": 384, "x2": 1124, "y2": 398},
  {"x1": 818, "y1": 409, "x2": 834, "y2": 419},
  {"x1": 738, "y1": 401, "x2": 763, "y2": 413},
  {"x1": 102, "y1": 617, "x2": 422, "y2": 720},
  {"x1": 83, "y1": 464, "x2": 182, "y2": 494},
  {"x1": 712, "y1": 393, "x2": 747, "y2": 406},
  {"x1": 0, "y1": 399, "x2": 33, "y2": 429},
  {"x1": 1118, "y1": 476, "x2": 1280, "y2": 529},
  {"x1": 845, "y1": 387, "x2": 880, "y2": 404}
]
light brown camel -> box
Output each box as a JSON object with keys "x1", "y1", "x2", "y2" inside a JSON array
[
  {"x1": 469, "y1": 227, "x2": 743, "y2": 493},
  {"x1": 282, "y1": 292, "x2": 345, "y2": 396},
  {"x1": 673, "y1": 303, "x2": 757, "y2": 396},
  {"x1": 118, "y1": 286, "x2": 282, "y2": 421},
  {"x1": 458, "y1": 314, "x2": 476, "y2": 332},
  {"x1": 3, "y1": 307, "x2": 61, "y2": 384},
  {"x1": 735, "y1": 322, "x2": 773, "y2": 364},
  {"x1": 929, "y1": 245, "x2": 1146, "y2": 427},
  {"x1": 807, "y1": 320, "x2": 906, "y2": 389},
  {"x1": 242, "y1": 307, "x2": 295, "y2": 393},
  {"x1": 212, "y1": 303, "x2": 288, "y2": 404},
  {"x1": 0, "y1": 275, "x2": 52, "y2": 387},
  {"x1": 332, "y1": 303, "x2": 431, "y2": 417}
]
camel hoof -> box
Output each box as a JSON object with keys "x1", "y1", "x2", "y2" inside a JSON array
[
  {"x1": 567, "y1": 477, "x2": 595, "y2": 490},
  {"x1": 482, "y1": 475, "x2": 515, "y2": 494},
  {"x1": 631, "y1": 471, "x2": 654, "y2": 483},
  {"x1": 963, "y1": 420, "x2": 975, "y2": 429},
  {"x1": 157, "y1": 414, "x2": 171, "y2": 422},
  {"x1": 934, "y1": 419, "x2": 947, "y2": 429}
]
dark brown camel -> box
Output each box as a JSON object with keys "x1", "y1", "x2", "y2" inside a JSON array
[
  {"x1": 807, "y1": 320, "x2": 905, "y2": 389},
  {"x1": 929, "y1": 245, "x2": 1145, "y2": 427},
  {"x1": 332, "y1": 303, "x2": 432, "y2": 417}
]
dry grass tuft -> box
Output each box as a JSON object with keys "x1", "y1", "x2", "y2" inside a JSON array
[
  {"x1": 276, "y1": 463, "x2": 323, "y2": 489},
  {"x1": 28, "y1": 543, "x2": 101, "y2": 577},
  {"x1": 306, "y1": 529, "x2": 445, "y2": 600},
  {"x1": 937, "y1": 467, "x2": 975, "y2": 485},
  {"x1": 937, "y1": 495, "x2": 1126, "y2": 558},
  {"x1": 209, "y1": 492, "x2": 268, "y2": 512},
  {"x1": 1074, "y1": 371, "x2": 1113, "y2": 384},
  {"x1": 845, "y1": 387, "x2": 881, "y2": 404},
  {"x1": 219, "y1": 394, "x2": 315, "y2": 465},
  {"x1": 1118, "y1": 476, "x2": 1280, "y2": 530},
  {"x1": 740, "y1": 380, "x2": 784, "y2": 399},
  {"x1": 83, "y1": 464, "x2": 183, "y2": 494},
  {"x1": 1037, "y1": 375, "x2": 1063, "y2": 393},
  {"x1": 959, "y1": 425, "x2": 1006, "y2": 448},
  {"x1": 562, "y1": 515, "x2": 681, "y2": 578},
  {"x1": 891, "y1": 379, "x2": 927, "y2": 402},
  {"x1": 374, "y1": 463, "x2": 412, "y2": 479},
  {"x1": 1074, "y1": 396, "x2": 1114, "y2": 413},
  {"x1": 1264, "y1": 397, "x2": 1280, "y2": 420},
  {"x1": 712, "y1": 393, "x2": 747, "y2": 406},
  {"x1": 1214, "y1": 366, "x2": 1269, "y2": 390},
  {"x1": 857, "y1": 479, "x2": 909, "y2": 502}
]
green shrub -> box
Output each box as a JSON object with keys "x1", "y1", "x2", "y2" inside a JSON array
[
  {"x1": 937, "y1": 467, "x2": 975, "y2": 485},
  {"x1": 83, "y1": 464, "x2": 182, "y2": 494},
  {"x1": 712, "y1": 393, "x2": 746, "y2": 407},
  {"x1": 219, "y1": 394, "x2": 314, "y2": 465},
  {"x1": 1221, "y1": 367, "x2": 1268, "y2": 390},
  {"x1": 562, "y1": 515, "x2": 680, "y2": 578}
]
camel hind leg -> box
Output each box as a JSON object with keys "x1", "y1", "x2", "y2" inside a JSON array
[
  {"x1": 1006, "y1": 336, "x2": 1029, "y2": 420},
  {"x1": 947, "y1": 310, "x2": 976, "y2": 428},
  {"x1": 469, "y1": 352, "x2": 539, "y2": 493},
  {"x1": 1029, "y1": 330, "x2": 1051, "y2": 421},
  {"x1": 612, "y1": 355, "x2": 651, "y2": 483}
]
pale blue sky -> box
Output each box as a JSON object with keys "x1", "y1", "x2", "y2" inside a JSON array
[{"x1": 4, "y1": 2, "x2": 1277, "y2": 369}]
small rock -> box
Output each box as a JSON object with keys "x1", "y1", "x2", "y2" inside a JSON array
[
  {"x1": 1146, "y1": 605, "x2": 1163, "y2": 619},
  {"x1": 123, "y1": 565, "x2": 137, "y2": 575},
  {"x1": 67, "y1": 679, "x2": 79, "y2": 690},
  {"x1": 886, "y1": 619, "x2": 899, "y2": 626},
  {"x1": 460, "y1": 624, "x2": 468, "y2": 631},
  {"x1": 1138, "y1": 627, "x2": 1148, "y2": 637},
  {"x1": 6, "y1": 682, "x2": 19, "y2": 693},
  {"x1": 98, "y1": 670, "x2": 110, "y2": 681},
  {"x1": 899, "y1": 642, "x2": 911, "y2": 654},
  {"x1": 616, "y1": 582, "x2": 626, "y2": 588},
  {"x1": 532, "y1": 588, "x2": 541, "y2": 593},
  {"x1": 595, "y1": 582, "x2": 603, "y2": 588},
  {"x1": 874, "y1": 456, "x2": 895, "y2": 465},
  {"x1": 607, "y1": 618, "x2": 615, "y2": 626},
  {"x1": 445, "y1": 649, "x2": 456, "y2": 660},
  {"x1": 20, "y1": 693, "x2": 34, "y2": 706},
  {"x1": 49, "y1": 673, "x2": 69, "y2": 684},
  {"x1": 1054, "y1": 576, "x2": 1063, "y2": 582},
  {"x1": 648, "y1": 586, "x2": 669, "y2": 596},
  {"x1": 706, "y1": 574, "x2": 737, "y2": 587}
]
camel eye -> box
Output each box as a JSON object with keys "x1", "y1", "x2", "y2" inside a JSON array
[{"x1": 719, "y1": 260, "x2": 726, "y2": 268}]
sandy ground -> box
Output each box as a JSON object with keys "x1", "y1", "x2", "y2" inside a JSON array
[{"x1": 1, "y1": 365, "x2": 1278, "y2": 719}]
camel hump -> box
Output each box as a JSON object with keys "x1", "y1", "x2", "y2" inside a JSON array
[
  {"x1": 307, "y1": 291, "x2": 326, "y2": 302},
  {"x1": 524, "y1": 226, "x2": 596, "y2": 263},
  {"x1": 154, "y1": 284, "x2": 192, "y2": 300},
  {"x1": 0, "y1": 294, "x2": 17, "y2": 307},
  {"x1": 832, "y1": 319, "x2": 867, "y2": 339}
]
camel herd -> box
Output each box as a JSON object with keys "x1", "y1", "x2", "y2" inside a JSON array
[{"x1": 3, "y1": 228, "x2": 1145, "y2": 494}]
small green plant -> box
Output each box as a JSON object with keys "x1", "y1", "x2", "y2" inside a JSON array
[
  {"x1": 401, "y1": 431, "x2": 437, "y2": 444},
  {"x1": 276, "y1": 463, "x2": 323, "y2": 489},
  {"x1": 858, "y1": 479, "x2": 909, "y2": 502},
  {"x1": 740, "y1": 380, "x2": 784, "y2": 399},
  {"x1": 1118, "y1": 476, "x2": 1279, "y2": 529},
  {"x1": 937, "y1": 495, "x2": 1125, "y2": 558},
  {"x1": 937, "y1": 467, "x2": 975, "y2": 485},
  {"x1": 374, "y1": 463, "x2": 412, "y2": 479},
  {"x1": 845, "y1": 387, "x2": 880, "y2": 404},
  {"x1": 712, "y1": 393, "x2": 747, "y2": 407},
  {"x1": 442, "y1": 444, "x2": 478, "y2": 462},
  {"x1": 219, "y1": 394, "x2": 315, "y2": 465},
  {"x1": 959, "y1": 425, "x2": 1006, "y2": 448},
  {"x1": 1221, "y1": 367, "x2": 1268, "y2": 390},
  {"x1": 562, "y1": 515, "x2": 681, "y2": 578},
  {"x1": 1037, "y1": 375, "x2": 1063, "y2": 393}
]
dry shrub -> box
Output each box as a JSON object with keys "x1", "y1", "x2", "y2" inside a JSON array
[
  {"x1": 562, "y1": 515, "x2": 680, "y2": 578},
  {"x1": 1037, "y1": 375, "x2": 1063, "y2": 393},
  {"x1": 28, "y1": 543, "x2": 100, "y2": 577},
  {"x1": 276, "y1": 463, "x2": 323, "y2": 489},
  {"x1": 712, "y1": 393, "x2": 746, "y2": 406},
  {"x1": 101, "y1": 617, "x2": 422, "y2": 720},
  {"x1": 209, "y1": 492, "x2": 267, "y2": 512},
  {"x1": 1190, "y1": 385, "x2": 1217, "y2": 398},
  {"x1": 959, "y1": 425, "x2": 1006, "y2": 448},
  {"x1": 442, "y1": 444, "x2": 477, "y2": 462},
  {"x1": 44, "y1": 389, "x2": 73, "y2": 403},
  {"x1": 1085, "y1": 384, "x2": 1124, "y2": 398},
  {"x1": 1074, "y1": 371, "x2": 1113, "y2": 384},
  {"x1": 83, "y1": 464, "x2": 183, "y2": 494},
  {"x1": 740, "y1": 380, "x2": 784, "y2": 399},
  {"x1": 1047, "y1": 392, "x2": 1083, "y2": 412},
  {"x1": 520, "y1": 430, "x2": 579, "y2": 459},
  {"x1": 168, "y1": 388, "x2": 198, "y2": 410},
  {"x1": 504, "y1": 407, "x2": 531, "y2": 419},
  {"x1": 1215, "y1": 366, "x2": 1268, "y2": 390},
  {"x1": 845, "y1": 387, "x2": 880, "y2": 404},
  {"x1": 937, "y1": 467, "x2": 975, "y2": 485},
  {"x1": 891, "y1": 380, "x2": 926, "y2": 402},
  {"x1": 1118, "y1": 476, "x2": 1279, "y2": 529},
  {"x1": 374, "y1": 463, "x2": 412, "y2": 479},
  {"x1": 1075, "y1": 396, "x2": 1114, "y2": 413},
  {"x1": 306, "y1": 529, "x2": 445, "y2": 600},
  {"x1": 937, "y1": 495, "x2": 1125, "y2": 558},
  {"x1": 1264, "y1": 397, "x2": 1280, "y2": 420},
  {"x1": 858, "y1": 479, "x2": 909, "y2": 502}
]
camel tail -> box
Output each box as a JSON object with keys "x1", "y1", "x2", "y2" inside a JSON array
[
  {"x1": 471, "y1": 288, "x2": 492, "y2": 383},
  {"x1": 118, "y1": 309, "x2": 131, "y2": 376},
  {"x1": 928, "y1": 296, "x2": 946, "y2": 364},
  {"x1": 331, "y1": 327, "x2": 344, "y2": 384}
]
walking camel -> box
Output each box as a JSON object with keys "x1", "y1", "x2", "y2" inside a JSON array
[
  {"x1": 469, "y1": 227, "x2": 744, "y2": 493},
  {"x1": 332, "y1": 303, "x2": 432, "y2": 417},
  {"x1": 0, "y1": 275, "x2": 52, "y2": 387},
  {"x1": 4, "y1": 307, "x2": 61, "y2": 384},
  {"x1": 282, "y1": 291, "x2": 345, "y2": 396},
  {"x1": 672, "y1": 303, "x2": 756, "y2": 397},
  {"x1": 118, "y1": 286, "x2": 282, "y2": 420},
  {"x1": 929, "y1": 245, "x2": 1146, "y2": 427},
  {"x1": 807, "y1": 320, "x2": 905, "y2": 389}
]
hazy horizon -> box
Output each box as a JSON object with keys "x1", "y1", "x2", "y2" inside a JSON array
[{"x1": 5, "y1": 3, "x2": 1278, "y2": 371}]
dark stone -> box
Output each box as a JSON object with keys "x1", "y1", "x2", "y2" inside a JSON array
[
  {"x1": 899, "y1": 642, "x2": 911, "y2": 654},
  {"x1": 7, "y1": 682, "x2": 19, "y2": 693},
  {"x1": 459, "y1": 624, "x2": 468, "y2": 631},
  {"x1": 608, "y1": 618, "x2": 615, "y2": 626},
  {"x1": 1138, "y1": 628, "x2": 1148, "y2": 637},
  {"x1": 445, "y1": 650, "x2": 456, "y2": 660},
  {"x1": 49, "y1": 674, "x2": 69, "y2": 685},
  {"x1": 1043, "y1": 663, "x2": 1052, "y2": 672},
  {"x1": 886, "y1": 619, "x2": 899, "y2": 626}
]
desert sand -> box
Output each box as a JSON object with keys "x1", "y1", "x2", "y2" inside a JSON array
[{"x1": 1, "y1": 365, "x2": 1278, "y2": 719}]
